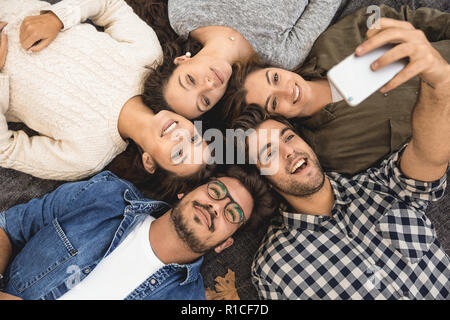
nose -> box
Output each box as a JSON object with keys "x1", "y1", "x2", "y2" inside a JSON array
[
  {"x1": 206, "y1": 201, "x2": 221, "y2": 219},
  {"x1": 203, "y1": 75, "x2": 218, "y2": 91},
  {"x1": 273, "y1": 79, "x2": 294, "y2": 100},
  {"x1": 283, "y1": 143, "x2": 295, "y2": 160}
]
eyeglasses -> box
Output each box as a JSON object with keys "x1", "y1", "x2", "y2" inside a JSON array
[{"x1": 207, "y1": 180, "x2": 246, "y2": 224}]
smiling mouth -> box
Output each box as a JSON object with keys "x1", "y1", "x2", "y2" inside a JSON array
[
  {"x1": 161, "y1": 120, "x2": 178, "y2": 137},
  {"x1": 290, "y1": 157, "x2": 308, "y2": 174},
  {"x1": 293, "y1": 84, "x2": 302, "y2": 104}
]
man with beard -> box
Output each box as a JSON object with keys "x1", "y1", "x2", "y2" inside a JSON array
[
  {"x1": 0, "y1": 166, "x2": 275, "y2": 300},
  {"x1": 232, "y1": 19, "x2": 450, "y2": 299}
]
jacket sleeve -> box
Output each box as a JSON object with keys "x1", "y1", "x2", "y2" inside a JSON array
[
  {"x1": 0, "y1": 177, "x2": 89, "y2": 251},
  {"x1": 0, "y1": 122, "x2": 110, "y2": 181},
  {"x1": 381, "y1": 5, "x2": 450, "y2": 41},
  {"x1": 43, "y1": 0, "x2": 162, "y2": 66},
  {"x1": 272, "y1": 0, "x2": 341, "y2": 70},
  {"x1": 0, "y1": 171, "x2": 126, "y2": 253}
]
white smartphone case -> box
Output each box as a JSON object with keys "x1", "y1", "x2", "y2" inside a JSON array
[{"x1": 327, "y1": 44, "x2": 407, "y2": 106}]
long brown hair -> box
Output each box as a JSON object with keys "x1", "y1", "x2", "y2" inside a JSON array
[
  {"x1": 106, "y1": 141, "x2": 216, "y2": 203},
  {"x1": 214, "y1": 59, "x2": 268, "y2": 130}
]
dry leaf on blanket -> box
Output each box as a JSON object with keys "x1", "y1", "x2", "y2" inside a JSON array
[{"x1": 205, "y1": 268, "x2": 240, "y2": 300}]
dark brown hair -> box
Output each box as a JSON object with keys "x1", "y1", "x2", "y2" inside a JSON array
[
  {"x1": 211, "y1": 59, "x2": 268, "y2": 130},
  {"x1": 105, "y1": 1, "x2": 212, "y2": 202},
  {"x1": 125, "y1": 0, "x2": 178, "y2": 45},
  {"x1": 106, "y1": 141, "x2": 216, "y2": 204},
  {"x1": 231, "y1": 103, "x2": 296, "y2": 159}
]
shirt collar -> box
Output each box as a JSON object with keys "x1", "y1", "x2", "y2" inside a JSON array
[
  {"x1": 173, "y1": 257, "x2": 204, "y2": 286},
  {"x1": 281, "y1": 175, "x2": 351, "y2": 230}
]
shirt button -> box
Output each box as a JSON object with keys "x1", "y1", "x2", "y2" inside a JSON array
[
  {"x1": 402, "y1": 290, "x2": 410, "y2": 298},
  {"x1": 83, "y1": 268, "x2": 90, "y2": 274},
  {"x1": 347, "y1": 232, "x2": 354, "y2": 238},
  {"x1": 118, "y1": 230, "x2": 123, "y2": 236},
  {"x1": 150, "y1": 278, "x2": 157, "y2": 285},
  {"x1": 383, "y1": 93, "x2": 388, "y2": 97},
  {"x1": 375, "y1": 260, "x2": 383, "y2": 268}
]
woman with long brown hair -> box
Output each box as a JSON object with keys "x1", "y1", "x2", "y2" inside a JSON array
[{"x1": 0, "y1": 0, "x2": 213, "y2": 202}]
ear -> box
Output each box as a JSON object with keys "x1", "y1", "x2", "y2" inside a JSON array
[
  {"x1": 173, "y1": 55, "x2": 190, "y2": 65},
  {"x1": 214, "y1": 237, "x2": 234, "y2": 254},
  {"x1": 177, "y1": 193, "x2": 185, "y2": 200},
  {"x1": 142, "y1": 152, "x2": 157, "y2": 175}
]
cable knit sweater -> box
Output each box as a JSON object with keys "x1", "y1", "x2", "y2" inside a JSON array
[{"x1": 0, "y1": 0, "x2": 162, "y2": 180}]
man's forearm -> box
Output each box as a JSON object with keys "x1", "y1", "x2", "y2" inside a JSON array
[
  {"x1": 410, "y1": 75, "x2": 450, "y2": 166},
  {"x1": 401, "y1": 73, "x2": 450, "y2": 181},
  {"x1": 0, "y1": 227, "x2": 12, "y2": 275}
]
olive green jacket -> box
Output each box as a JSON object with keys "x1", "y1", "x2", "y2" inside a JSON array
[{"x1": 296, "y1": 5, "x2": 450, "y2": 175}]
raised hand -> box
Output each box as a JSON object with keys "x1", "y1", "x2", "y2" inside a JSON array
[
  {"x1": 19, "y1": 12, "x2": 63, "y2": 53},
  {"x1": 356, "y1": 18, "x2": 449, "y2": 92}
]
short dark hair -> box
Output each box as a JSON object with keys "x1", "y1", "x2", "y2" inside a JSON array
[
  {"x1": 231, "y1": 103, "x2": 297, "y2": 164},
  {"x1": 213, "y1": 164, "x2": 277, "y2": 232}
]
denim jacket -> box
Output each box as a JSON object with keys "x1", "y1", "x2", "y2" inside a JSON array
[{"x1": 0, "y1": 171, "x2": 205, "y2": 300}]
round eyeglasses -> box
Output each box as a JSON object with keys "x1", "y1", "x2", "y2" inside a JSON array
[{"x1": 207, "y1": 180, "x2": 246, "y2": 224}]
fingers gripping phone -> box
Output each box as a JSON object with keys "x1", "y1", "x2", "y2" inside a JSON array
[{"x1": 327, "y1": 44, "x2": 407, "y2": 106}]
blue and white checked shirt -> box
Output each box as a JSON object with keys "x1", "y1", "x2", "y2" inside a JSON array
[{"x1": 252, "y1": 146, "x2": 450, "y2": 300}]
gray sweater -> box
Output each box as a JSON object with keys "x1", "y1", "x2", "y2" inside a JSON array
[{"x1": 168, "y1": 0, "x2": 342, "y2": 70}]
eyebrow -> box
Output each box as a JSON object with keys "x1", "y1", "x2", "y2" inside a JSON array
[
  {"x1": 264, "y1": 70, "x2": 271, "y2": 111},
  {"x1": 259, "y1": 142, "x2": 271, "y2": 160},
  {"x1": 179, "y1": 75, "x2": 204, "y2": 113},
  {"x1": 178, "y1": 75, "x2": 188, "y2": 91},
  {"x1": 280, "y1": 127, "x2": 291, "y2": 137}
]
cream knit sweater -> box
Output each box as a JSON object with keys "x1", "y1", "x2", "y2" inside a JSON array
[{"x1": 0, "y1": 0, "x2": 162, "y2": 180}]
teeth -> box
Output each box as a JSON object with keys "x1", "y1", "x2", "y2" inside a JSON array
[
  {"x1": 163, "y1": 121, "x2": 177, "y2": 136},
  {"x1": 294, "y1": 85, "x2": 300, "y2": 103},
  {"x1": 291, "y1": 158, "x2": 306, "y2": 173}
]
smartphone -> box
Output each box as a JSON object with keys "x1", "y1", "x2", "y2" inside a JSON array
[{"x1": 327, "y1": 44, "x2": 407, "y2": 107}]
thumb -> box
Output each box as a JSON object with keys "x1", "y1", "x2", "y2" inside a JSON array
[{"x1": 29, "y1": 36, "x2": 53, "y2": 52}]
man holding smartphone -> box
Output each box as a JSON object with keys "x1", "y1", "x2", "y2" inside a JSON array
[{"x1": 233, "y1": 17, "x2": 450, "y2": 299}]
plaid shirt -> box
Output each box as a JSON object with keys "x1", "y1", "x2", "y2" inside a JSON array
[{"x1": 252, "y1": 147, "x2": 450, "y2": 300}]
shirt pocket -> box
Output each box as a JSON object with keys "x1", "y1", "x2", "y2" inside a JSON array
[
  {"x1": 7, "y1": 218, "x2": 78, "y2": 294},
  {"x1": 375, "y1": 203, "x2": 436, "y2": 264}
]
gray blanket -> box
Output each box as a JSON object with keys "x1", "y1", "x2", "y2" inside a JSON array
[{"x1": 1, "y1": 0, "x2": 448, "y2": 300}]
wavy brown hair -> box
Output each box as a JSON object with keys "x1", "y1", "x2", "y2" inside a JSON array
[
  {"x1": 105, "y1": 1, "x2": 213, "y2": 202},
  {"x1": 106, "y1": 141, "x2": 216, "y2": 204},
  {"x1": 213, "y1": 59, "x2": 268, "y2": 130}
]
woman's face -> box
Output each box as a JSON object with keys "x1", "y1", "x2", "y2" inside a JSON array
[
  {"x1": 164, "y1": 54, "x2": 233, "y2": 119},
  {"x1": 244, "y1": 68, "x2": 314, "y2": 118},
  {"x1": 142, "y1": 110, "x2": 210, "y2": 177}
]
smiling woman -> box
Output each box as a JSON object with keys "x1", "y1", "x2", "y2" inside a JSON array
[
  {"x1": 0, "y1": 0, "x2": 215, "y2": 203},
  {"x1": 140, "y1": 0, "x2": 341, "y2": 122}
]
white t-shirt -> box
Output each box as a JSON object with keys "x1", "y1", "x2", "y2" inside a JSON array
[{"x1": 59, "y1": 215, "x2": 165, "y2": 300}]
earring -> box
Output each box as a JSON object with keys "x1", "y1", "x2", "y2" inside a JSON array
[
  {"x1": 230, "y1": 36, "x2": 235, "y2": 41},
  {"x1": 185, "y1": 52, "x2": 191, "y2": 58}
]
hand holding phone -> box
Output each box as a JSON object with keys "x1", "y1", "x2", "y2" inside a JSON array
[
  {"x1": 327, "y1": 44, "x2": 406, "y2": 106},
  {"x1": 328, "y1": 18, "x2": 449, "y2": 106}
]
